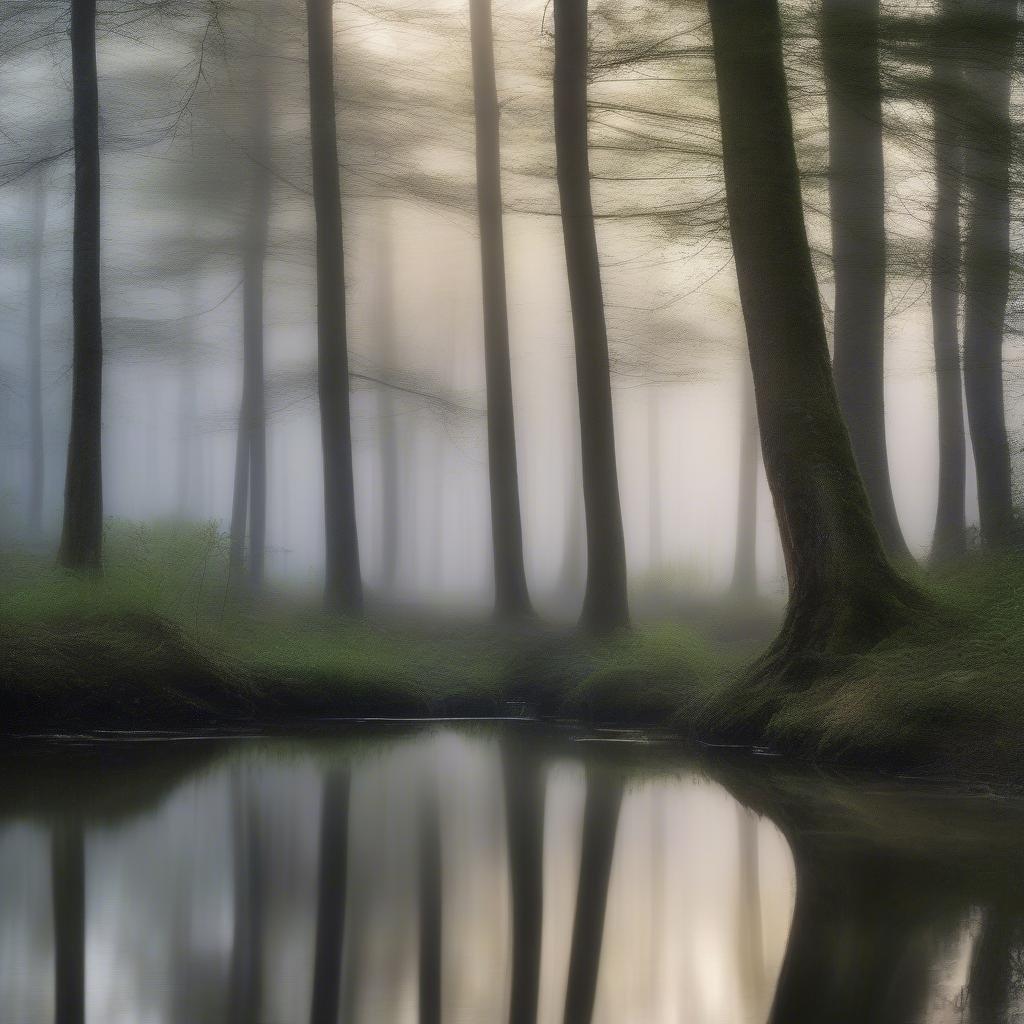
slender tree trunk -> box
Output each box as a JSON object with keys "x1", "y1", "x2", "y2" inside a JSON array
[
  {"x1": 563, "y1": 767, "x2": 622, "y2": 1024},
  {"x1": 52, "y1": 822, "x2": 85, "y2": 1024},
  {"x1": 469, "y1": 0, "x2": 533, "y2": 619},
  {"x1": 552, "y1": 0, "x2": 629, "y2": 634},
  {"x1": 558, "y1": 388, "x2": 586, "y2": 604},
  {"x1": 930, "y1": 1, "x2": 968, "y2": 561},
  {"x1": 59, "y1": 0, "x2": 103, "y2": 571},
  {"x1": 375, "y1": 216, "x2": 400, "y2": 592},
  {"x1": 228, "y1": 411, "x2": 250, "y2": 587},
  {"x1": 27, "y1": 165, "x2": 46, "y2": 535},
  {"x1": 707, "y1": 0, "x2": 922, "y2": 678},
  {"x1": 822, "y1": 0, "x2": 909, "y2": 561},
  {"x1": 962, "y1": 0, "x2": 1017, "y2": 546},
  {"x1": 731, "y1": 373, "x2": 758, "y2": 598},
  {"x1": 502, "y1": 740, "x2": 545, "y2": 1024},
  {"x1": 418, "y1": 773, "x2": 442, "y2": 1024},
  {"x1": 310, "y1": 768, "x2": 351, "y2": 1024},
  {"x1": 306, "y1": 0, "x2": 363, "y2": 613}
]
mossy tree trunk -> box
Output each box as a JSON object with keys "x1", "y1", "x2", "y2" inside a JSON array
[
  {"x1": 470, "y1": 0, "x2": 533, "y2": 620},
  {"x1": 307, "y1": 0, "x2": 363, "y2": 613},
  {"x1": 707, "y1": 0, "x2": 923, "y2": 679},
  {"x1": 552, "y1": 0, "x2": 629, "y2": 634},
  {"x1": 59, "y1": 0, "x2": 103, "y2": 572},
  {"x1": 822, "y1": 0, "x2": 909, "y2": 562}
]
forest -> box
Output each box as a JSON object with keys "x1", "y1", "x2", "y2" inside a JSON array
[{"x1": 4, "y1": 1, "x2": 1024, "y2": 1022}]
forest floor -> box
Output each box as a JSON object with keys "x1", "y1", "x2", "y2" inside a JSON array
[{"x1": 1, "y1": 521, "x2": 1021, "y2": 783}]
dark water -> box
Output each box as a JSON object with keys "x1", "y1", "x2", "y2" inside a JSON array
[{"x1": 1, "y1": 723, "x2": 1022, "y2": 1023}]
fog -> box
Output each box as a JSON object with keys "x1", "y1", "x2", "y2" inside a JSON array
[{"x1": 1, "y1": 0, "x2": 1021, "y2": 616}]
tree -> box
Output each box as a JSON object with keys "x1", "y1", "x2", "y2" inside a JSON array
[
  {"x1": 552, "y1": 0, "x2": 629, "y2": 634},
  {"x1": 930, "y1": 0, "x2": 968, "y2": 561},
  {"x1": 26, "y1": 165, "x2": 46, "y2": 535},
  {"x1": 731, "y1": 372, "x2": 758, "y2": 598},
  {"x1": 52, "y1": 822, "x2": 85, "y2": 1024},
  {"x1": 822, "y1": 0, "x2": 909, "y2": 561},
  {"x1": 306, "y1": 0, "x2": 363, "y2": 613},
  {"x1": 469, "y1": 0, "x2": 533, "y2": 619},
  {"x1": 706, "y1": 0, "x2": 924, "y2": 683},
  {"x1": 58, "y1": 0, "x2": 104, "y2": 572},
  {"x1": 962, "y1": 0, "x2": 1017, "y2": 546}
]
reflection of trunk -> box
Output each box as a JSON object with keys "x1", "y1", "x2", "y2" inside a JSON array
[
  {"x1": 418, "y1": 773, "x2": 443, "y2": 1024},
  {"x1": 822, "y1": 0, "x2": 908, "y2": 561},
  {"x1": 731, "y1": 375, "x2": 758, "y2": 598},
  {"x1": 229, "y1": 21, "x2": 271, "y2": 592},
  {"x1": 502, "y1": 741, "x2": 545, "y2": 1024},
  {"x1": 736, "y1": 808, "x2": 765, "y2": 1015},
  {"x1": 27, "y1": 166, "x2": 46, "y2": 534},
  {"x1": 707, "y1": 0, "x2": 921, "y2": 669},
  {"x1": 376, "y1": 216, "x2": 400, "y2": 592},
  {"x1": 228, "y1": 775, "x2": 263, "y2": 1024},
  {"x1": 310, "y1": 768, "x2": 351, "y2": 1024},
  {"x1": 59, "y1": 0, "x2": 103, "y2": 571},
  {"x1": 307, "y1": 0, "x2": 363, "y2": 613},
  {"x1": 968, "y1": 907, "x2": 1017, "y2": 1024},
  {"x1": 930, "y1": 0, "x2": 968, "y2": 561},
  {"x1": 962, "y1": 0, "x2": 1017, "y2": 546},
  {"x1": 470, "y1": 0, "x2": 532, "y2": 619},
  {"x1": 563, "y1": 768, "x2": 623, "y2": 1024},
  {"x1": 52, "y1": 823, "x2": 85, "y2": 1024},
  {"x1": 553, "y1": 0, "x2": 629, "y2": 634}
]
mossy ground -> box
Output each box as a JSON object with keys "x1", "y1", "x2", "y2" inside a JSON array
[{"x1": 2, "y1": 520, "x2": 1022, "y2": 782}]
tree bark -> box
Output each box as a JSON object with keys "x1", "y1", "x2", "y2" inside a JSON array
[
  {"x1": 962, "y1": 0, "x2": 1017, "y2": 546},
  {"x1": 310, "y1": 768, "x2": 351, "y2": 1024},
  {"x1": 822, "y1": 0, "x2": 909, "y2": 562},
  {"x1": 27, "y1": 165, "x2": 46, "y2": 535},
  {"x1": 552, "y1": 0, "x2": 629, "y2": 634},
  {"x1": 707, "y1": 0, "x2": 922, "y2": 677},
  {"x1": 306, "y1": 0, "x2": 363, "y2": 612},
  {"x1": 470, "y1": 0, "x2": 533, "y2": 619},
  {"x1": 59, "y1": 0, "x2": 103, "y2": 571},
  {"x1": 731, "y1": 373, "x2": 758, "y2": 598},
  {"x1": 930, "y1": 0, "x2": 968, "y2": 561},
  {"x1": 52, "y1": 823, "x2": 85, "y2": 1024}
]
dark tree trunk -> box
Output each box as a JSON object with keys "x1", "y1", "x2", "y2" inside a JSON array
[
  {"x1": 228, "y1": 411, "x2": 250, "y2": 588},
  {"x1": 822, "y1": 0, "x2": 909, "y2": 562},
  {"x1": 306, "y1": 0, "x2": 363, "y2": 613},
  {"x1": 59, "y1": 0, "x2": 103, "y2": 571},
  {"x1": 707, "y1": 0, "x2": 922, "y2": 678},
  {"x1": 375, "y1": 216, "x2": 401, "y2": 591},
  {"x1": 502, "y1": 740, "x2": 545, "y2": 1024},
  {"x1": 52, "y1": 823, "x2": 85, "y2": 1024},
  {"x1": 27, "y1": 165, "x2": 46, "y2": 534},
  {"x1": 562, "y1": 767, "x2": 622, "y2": 1024},
  {"x1": 418, "y1": 774, "x2": 442, "y2": 1024},
  {"x1": 552, "y1": 0, "x2": 629, "y2": 634},
  {"x1": 731, "y1": 374, "x2": 758, "y2": 598},
  {"x1": 930, "y1": 0, "x2": 968, "y2": 561},
  {"x1": 228, "y1": 775, "x2": 263, "y2": 1024},
  {"x1": 310, "y1": 768, "x2": 351, "y2": 1024},
  {"x1": 470, "y1": 0, "x2": 533, "y2": 619},
  {"x1": 962, "y1": 0, "x2": 1017, "y2": 546}
]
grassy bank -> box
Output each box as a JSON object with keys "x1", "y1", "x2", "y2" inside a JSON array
[{"x1": 1, "y1": 521, "x2": 1021, "y2": 782}]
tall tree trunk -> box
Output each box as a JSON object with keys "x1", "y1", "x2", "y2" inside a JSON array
[
  {"x1": 962, "y1": 0, "x2": 1017, "y2": 546},
  {"x1": 52, "y1": 822, "x2": 85, "y2": 1024},
  {"x1": 502, "y1": 740, "x2": 545, "y2": 1024},
  {"x1": 306, "y1": 0, "x2": 363, "y2": 613},
  {"x1": 470, "y1": 0, "x2": 533, "y2": 619},
  {"x1": 552, "y1": 0, "x2": 629, "y2": 634},
  {"x1": 707, "y1": 0, "x2": 922, "y2": 678},
  {"x1": 228, "y1": 411, "x2": 250, "y2": 587},
  {"x1": 27, "y1": 165, "x2": 46, "y2": 535},
  {"x1": 310, "y1": 768, "x2": 351, "y2": 1024},
  {"x1": 731, "y1": 373, "x2": 758, "y2": 598},
  {"x1": 59, "y1": 0, "x2": 103, "y2": 571},
  {"x1": 375, "y1": 215, "x2": 400, "y2": 592},
  {"x1": 930, "y1": 0, "x2": 968, "y2": 561},
  {"x1": 822, "y1": 0, "x2": 909, "y2": 561},
  {"x1": 562, "y1": 766, "x2": 622, "y2": 1024},
  {"x1": 418, "y1": 773, "x2": 442, "y2": 1024}
]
